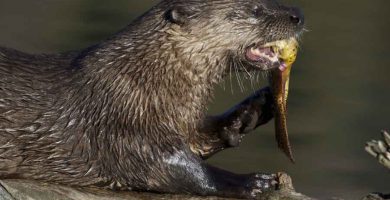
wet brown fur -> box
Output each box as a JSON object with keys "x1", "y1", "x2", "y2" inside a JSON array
[{"x1": 0, "y1": 0, "x2": 304, "y2": 198}]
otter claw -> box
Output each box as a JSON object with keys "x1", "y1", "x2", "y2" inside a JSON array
[{"x1": 245, "y1": 173, "x2": 278, "y2": 198}]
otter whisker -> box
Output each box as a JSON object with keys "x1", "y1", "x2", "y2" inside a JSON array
[
  {"x1": 251, "y1": 71, "x2": 260, "y2": 93},
  {"x1": 240, "y1": 60, "x2": 252, "y2": 80},
  {"x1": 233, "y1": 62, "x2": 245, "y2": 92},
  {"x1": 248, "y1": 71, "x2": 257, "y2": 93},
  {"x1": 256, "y1": 71, "x2": 261, "y2": 83},
  {"x1": 262, "y1": 70, "x2": 271, "y2": 80},
  {"x1": 237, "y1": 59, "x2": 256, "y2": 92},
  {"x1": 233, "y1": 62, "x2": 240, "y2": 92},
  {"x1": 229, "y1": 61, "x2": 234, "y2": 94},
  {"x1": 220, "y1": 77, "x2": 226, "y2": 91}
]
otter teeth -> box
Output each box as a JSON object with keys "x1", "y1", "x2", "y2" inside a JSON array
[{"x1": 246, "y1": 46, "x2": 279, "y2": 63}]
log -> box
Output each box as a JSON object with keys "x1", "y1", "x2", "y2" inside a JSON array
[
  {"x1": 363, "y1": 131, "x2": 390, "y2": 200},
  {"x1": 362, "y1": 193, "x2": 390, "y2": 200},
  {"x1": 0, "y1": 173, "x2": 315, "y2": 200},
  {"x1": 365, "y1": 130, "x2": 390, "y2": 170}
]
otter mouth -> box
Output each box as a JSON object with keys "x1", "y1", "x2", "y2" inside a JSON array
[{"x1": 245, "y1": 40, "x2": 293, "y2": 71}]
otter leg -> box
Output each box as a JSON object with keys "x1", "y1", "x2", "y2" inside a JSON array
[
  {"x1": 161, "y1": 149, "x2": 277, "y2": 199},
  {"x1": 194, "y1": 87, "x2": 274, "y2": 158}
]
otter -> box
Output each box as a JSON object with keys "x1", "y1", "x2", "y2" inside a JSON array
[{"x1": 0, "y1": 0, "x2": 304, "y2": 199}]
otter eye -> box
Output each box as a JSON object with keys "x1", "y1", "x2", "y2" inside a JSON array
[
  {"x1": 165, "y1": 8, "x2": 185, "y2": 24},
  {"x1": 165, "y1": 7, "x2": 198, "y2": 25},
  {"x1": 252, "y1": 5, "x2": 264, "y2": 17}
]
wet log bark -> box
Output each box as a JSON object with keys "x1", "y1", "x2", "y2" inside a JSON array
[
  {"x1": 0, "y1": 173, "x2": 315, "y2": 200},
  {"x1": 365, "y1": 130, "x2": 390, "y2": 169}
]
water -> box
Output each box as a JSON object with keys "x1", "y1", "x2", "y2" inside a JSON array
[{"x1": 0, "y1": 0, "x2": 389, "y2": 199}]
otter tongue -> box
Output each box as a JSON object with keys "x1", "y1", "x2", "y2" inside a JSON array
[{"x1": 269, "y1": 64, "x2": 295, "y2": 163}]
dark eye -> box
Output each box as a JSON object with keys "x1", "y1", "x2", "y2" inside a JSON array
[{"x1": 252, "y1": 5, "x2": 264, "y2": 17}]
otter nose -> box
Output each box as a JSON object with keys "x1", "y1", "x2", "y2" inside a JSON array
[{"x1": 288, "y1": 7, "x2": 304, "y2": 26}]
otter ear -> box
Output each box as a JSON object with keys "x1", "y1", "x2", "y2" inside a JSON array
[{"x1": 165, "y1": 7, "x2": 194, "y2": 25}]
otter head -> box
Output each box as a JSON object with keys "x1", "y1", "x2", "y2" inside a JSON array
[{"x1": 162, "y1": 0, "x2": 304, "y2": 73}]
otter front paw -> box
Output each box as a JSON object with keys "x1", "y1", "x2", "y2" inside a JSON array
[{"x1": 218, "y1": 87, "x2": 274, "y2": 147}]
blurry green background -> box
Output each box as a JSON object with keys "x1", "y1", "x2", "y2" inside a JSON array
[{"x1": 0, "y1": 0, "x2": 389, "y2": 199}]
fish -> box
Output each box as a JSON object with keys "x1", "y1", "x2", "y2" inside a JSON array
[{"x1": 266, "y1": 38, "x2": 299, "y2": 163}]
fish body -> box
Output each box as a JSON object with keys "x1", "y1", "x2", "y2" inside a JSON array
[{"x1": 267, "y1": 38, "x2": 298, "y2": 162}]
